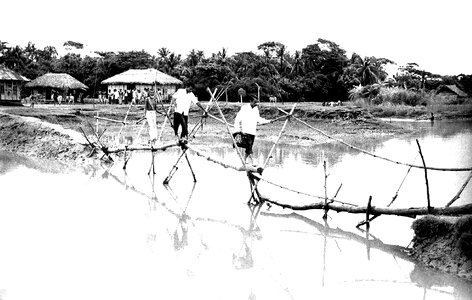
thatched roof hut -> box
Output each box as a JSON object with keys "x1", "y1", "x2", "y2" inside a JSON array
[
  {"x1": 0, "y1": 65, "x2": 29, "y2": 105},
  {"x1": 101, "y1": 68, "x2": 182, "y2": 103},
  {"x1": 102, "y1": 68, "x2": 182, "y2": 86},
  {"x1": 26, "y1": 73, "x2": 88, "y2": 90},
  {"x1": 436, "y1": 85, "x2": 468, "y2": 98}
]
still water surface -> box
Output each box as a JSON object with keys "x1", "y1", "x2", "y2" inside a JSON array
[{"x1": 0, "y1": 120, "x2": 471, "y2": 300}]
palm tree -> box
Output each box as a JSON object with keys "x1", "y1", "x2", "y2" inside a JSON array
[{"x1": 290, "y1": 50, "x2": 304, "y2": 76}]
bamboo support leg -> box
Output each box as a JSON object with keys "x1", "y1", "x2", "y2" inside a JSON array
[
  {"x1": 366, "y1": 196, "x2": 372, "y2": 230},
  {"x1": 247, "y1": 173, "x2": 262, "y2": 205},
  {"x1": 185, "y1": 153, "x2": 197, "y2": 182},
  {"x1": 123, "y1": 146, "x2": 128, "y2": 169},
  {"x1": 323, "y1": 161, "x2": 329, "y2": 220},
  {"x1": 117, "y1": 103, "x2": 132, "y2": 141},
  {"x1": 163, "y1": 148, "x2": 188, "y2": 184},
  {"x1": 148, "y1": 148, "x2": 156, "y2": 175},
  {"x1": 446, "y1": 171, "x2": 472, "y2": 207},
  {"x1": 416, "y1": 139, "x2": 431, "y2": 213}
]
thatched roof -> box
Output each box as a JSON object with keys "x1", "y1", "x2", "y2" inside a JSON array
[
  {"x1": 437, "y1": 85, "x2": 468, "y2": 97},
  {"x1": 26, "y1": 73, "x2": 88, "y2": 90},
  {"x1": 101, "y1": 68, "x2": 183, "y2": 86},
  {"x1": 0, "y1": 65, "x2": 29, "y2": 81}
]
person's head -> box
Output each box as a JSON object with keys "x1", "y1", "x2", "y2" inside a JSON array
[
  {"x1": 249, "y1": 95, "x2": 259, "y2": 108},
  {"x1": 185, "y1": 85, "x2": 194, "y2": 93}
]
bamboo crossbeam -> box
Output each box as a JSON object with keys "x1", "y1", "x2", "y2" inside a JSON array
[
  {"x1": 106, "y1": 141, "x2": 180, "y2": 153},
  {"x1": 278, "y1": 108, "x2": 472, "y2": 172},
  {"x1": 94, "y1": 116, "x2": 130, "y2": 124},
  {"x1": 262, "y1": 197, "x2": 472, "y2": 217}
]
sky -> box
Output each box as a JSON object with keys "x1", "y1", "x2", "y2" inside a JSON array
[{"x1": 2, "y1": 0, "x2": 471, "y2": 76}]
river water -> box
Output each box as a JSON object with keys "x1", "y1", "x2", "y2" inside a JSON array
[{"x1": 0, "y1": 120, "x2": 471, "y2": 300}]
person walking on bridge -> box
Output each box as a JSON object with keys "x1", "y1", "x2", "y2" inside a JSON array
[
  {"x1": 234, "y1": 95, "x2": 271, "y2": 163},
  {"x1": 171, "y1": 85, "x2": 204, "y2": 142}
]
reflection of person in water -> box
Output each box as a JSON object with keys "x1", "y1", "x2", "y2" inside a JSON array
[
  {"x1": 232, "y1": 207, "x2": 262, "y2": 269},
  {"x1": 173, "y1": 214, "x2": 189, "y2": 250}
]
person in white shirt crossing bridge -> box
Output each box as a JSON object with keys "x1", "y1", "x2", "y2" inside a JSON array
[{"x1": 234, "y1": 95, "x2": 271, "y2": 163}]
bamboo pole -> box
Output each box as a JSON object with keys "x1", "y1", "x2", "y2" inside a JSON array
[
  {"x1": 185, "y1": 153, "x2": 197, "y2": 182},
  {"x1": 446, "y1": 171, "x2": 472, "y2": 207},
  {"x1": 93, "y1": 116, "x2": 130, "y2": 124},
  {"x1": 416, "y1": 139, "x2": 431, "y2": 213},
  {"x1": 157, "y1": 95, "x2": 175, "y2": 142},
  {"x1": 148, "y1": 146, "x2": 156, "y2": 175},
  {"x1": 323, "y1": 161, "x2": 329, "y2": 220},
  {"x1": 212, "y1": 92, "x2": 248, "y2": 169},
  {"x1": 366, "y1": 196, "x2": 372, "y2": 230},
  {"x1": 261, "y1": 197, "x2": 472, "y2": 217},
  {"x1": 106, "y1": 141, "x2": 180, "y2": 153},
  {"x1": 277, "y1": 108, "x2": 472, "y2": 172},
  {"x1": 96, "y1": 111, "x2": 99, "y2": 133}
]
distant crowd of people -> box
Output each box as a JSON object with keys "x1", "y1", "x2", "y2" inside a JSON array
[{"x1": 97, "y1": 87, "x2": 165, "y2": 105}]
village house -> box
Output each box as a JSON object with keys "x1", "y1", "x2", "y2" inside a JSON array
[
  {"x1": 25, "y1": 73, "x2": 88, "y2": 102},
  {"x1": 436, "y1": 84, "x2": 468, "y2": 102},
  {"x1": 0, "y1": 65, "x2": 29, "y2": 106},
  {"x1": 101, "y1": 68, "x2": 182, "y2": 103}
]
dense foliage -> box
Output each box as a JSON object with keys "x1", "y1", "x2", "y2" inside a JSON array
[{"x1": 1, "y1": 39, "x2": 470, "y2": 102}]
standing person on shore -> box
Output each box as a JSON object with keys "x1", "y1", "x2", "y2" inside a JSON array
[
  {"x1": 113, "y1": 89, "x2": 119, "y2": 104},
  {"x1": 233, "y1": 95, "x2": 271, "y2": 163},
  {"x1": 144, "y1": 92, "x2": 159, "y2": 145},
  {"x1": 171, "y1": 85, "x2": 204, "y2": 142}
]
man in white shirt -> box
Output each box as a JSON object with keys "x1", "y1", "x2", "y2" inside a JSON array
[
  {"x1": 172, "y1": 86, "x2": 204, "y2": 141},
  {"x1": 234, "y1": 95, "x2": 271, "y2": 162}
]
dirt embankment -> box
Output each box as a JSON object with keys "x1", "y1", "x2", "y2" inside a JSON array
[
  {"x1": 410, "y1": 216, "x2": 472, "y2": 282},
  {"x1": 0, "y1": 112, "x2": 96, "y2": 171}
]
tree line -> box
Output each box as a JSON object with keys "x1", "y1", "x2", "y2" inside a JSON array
[{"x1": 1, "y1": 39, "x2": 470, "y2": 102}]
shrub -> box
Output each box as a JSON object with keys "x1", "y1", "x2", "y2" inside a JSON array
[{"x1": 350, "y1": 85, "x2": 429, "y2": 107}]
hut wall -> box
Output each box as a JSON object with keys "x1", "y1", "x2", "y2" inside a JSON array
[
  {"x1": 0, "y1": 80, "x2": 21, "y2": 101},
  {"x1": 106, "y1": 83, "x2": 178, "y2": 101}
]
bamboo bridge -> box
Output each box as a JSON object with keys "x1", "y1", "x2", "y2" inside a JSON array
[{"x1": 80, "y1": 84, "x2": 472, "y2": 230}]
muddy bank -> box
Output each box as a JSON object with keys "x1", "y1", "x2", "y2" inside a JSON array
[
  {"x1": 0, "y1": 112, "x2": 97, "y2": 172},
  {"x1": 410, "y1": 216, "x2": 472, "y2": 282}
]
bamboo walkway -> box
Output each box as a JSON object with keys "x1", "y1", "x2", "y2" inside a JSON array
[{"x1": 80, "y1": 84, "x2": 472, "y2": 229}]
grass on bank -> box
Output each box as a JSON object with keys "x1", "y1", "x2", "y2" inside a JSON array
[{"x1": 349, "y1": 85, "x2": 472, "y2": 119}]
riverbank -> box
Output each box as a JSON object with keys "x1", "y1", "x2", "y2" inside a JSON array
[
  {"x1": 0, "y1": 102, "x2": 416, "y2": 152},
  {"x1": 411, "y1": 216, "x2": 472, "y2": 282}
]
